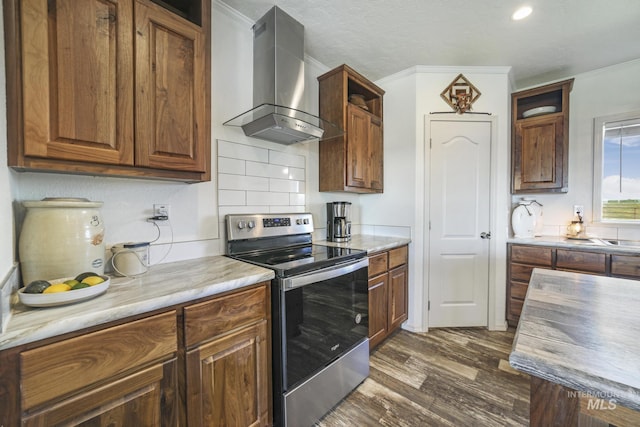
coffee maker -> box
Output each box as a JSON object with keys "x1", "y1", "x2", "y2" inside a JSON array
[{"x1": 326, "y1": 202, "x2": 352, "y2": 242}]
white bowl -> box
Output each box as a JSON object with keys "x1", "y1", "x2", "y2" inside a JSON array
[
  {"x1": 19, "y1": 276, "x2": 110, "y2": 308},
  {"x1": 522, "y1": 105, "x2": 557, "y2": 118}
]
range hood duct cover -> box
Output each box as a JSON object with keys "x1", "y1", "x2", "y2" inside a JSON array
[{"x1": 224, "y1": 6, "x2": 342, "y2": 144}]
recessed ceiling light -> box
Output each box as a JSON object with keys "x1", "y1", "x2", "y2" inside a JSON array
[{"x1": 512, "y1": 6, "x2": 532, "y2": 20}]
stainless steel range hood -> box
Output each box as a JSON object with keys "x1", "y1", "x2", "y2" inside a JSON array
[{"x1": 224, "y1": 7, "x2": 342, "y2": 144}]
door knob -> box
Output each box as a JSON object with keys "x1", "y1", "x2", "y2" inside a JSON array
[{"x1": 480, "y1": 232, "x2": 491, "y2": 239}]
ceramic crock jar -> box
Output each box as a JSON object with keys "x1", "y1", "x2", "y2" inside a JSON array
[{"x1": 19, "y1": 198, "x2": 105, "y2": 285}]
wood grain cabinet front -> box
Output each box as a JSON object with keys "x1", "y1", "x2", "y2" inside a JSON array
[
  {"x1": 4, "y1": 0, "x2": 211, "y2": 182},
  {"x1": 0, "y1": 281, "x2": 273, "y2": 427},
  {"x1": 511, "y1": 79, "x2": 574, "y2": 193},
  {"x1": 368, "y1": 245, "x2": 408, "y2": 350},
  {"x1": 20, "y1": 311, "x2": 178, "y2": 426},
  {"x1": 508, "y1": 243, "x2": 640, "y2": 326},
  {"x1": 183, "y1": 283, "x2": 271, "y2": 427},
  {"x1": 318, "y1": 64, "x2": 385, "y2": 193},
  {"x1": 507, "y1": 244, "x2": 552, "y2": 326}
]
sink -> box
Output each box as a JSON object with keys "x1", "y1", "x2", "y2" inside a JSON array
[{"x1": 602, "y1": 239, "x2": 640, "y2": 248}]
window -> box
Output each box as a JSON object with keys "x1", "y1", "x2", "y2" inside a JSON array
[{"x1": 593, "y1": 111, "x2": 640, "y2": 222}]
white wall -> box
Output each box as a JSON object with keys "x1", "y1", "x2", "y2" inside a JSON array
[
  {"x1": 371, "y1": 66, "x2": 512, "y2": 332},
  {"x1": 511, "y1": 59, "x2": 640, "y2": 240}
]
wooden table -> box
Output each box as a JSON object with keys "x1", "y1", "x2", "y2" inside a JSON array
[{"x1": 510, "y1": 268, "x2": 640, "y2": 426}]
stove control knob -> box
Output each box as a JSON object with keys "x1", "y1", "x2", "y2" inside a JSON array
[
  {"x1": 296, "y1": 219, "x2": 302, "y2": 225},
  {"x1": 303, "y1": 218, "x2": 309, "y2": 224},
  {"x1": 237, "y1": 220, "x2": 246, "y2": 229},
  {"x1": 247, "y1": 220, "x2": 255, "y2": 229}
]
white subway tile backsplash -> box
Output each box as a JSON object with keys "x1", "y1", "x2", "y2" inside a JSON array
[
  {"x1": 218, "y1": 157, "x2": 246, "y2": 175},
  {"x1": 218, "y1": 174, "x2": 269, "y2": 191},
  {"x1": 218, "y1": 190, "x2": 246, "y2": 206},
  {"x1": 269, "y1": 150, "x2": 305, "y2": 168},
  {"x1": 270, "y1": 178, "x2": 304, "y2": 193},
  {"x1": 217, "y1": 140, "x2": 308, "y2": 216},
  {"x1": 247, "y1": 191, "x2": 290, "y2": 206},
  {"x1": 218, "y1": 140, "x2": 269, "y2": 162},
  {"x1": 289, "y1": 193, "x2": 305, "y2": 206},
  {"x1": 288, "y1": 167, "x2": 305, "y2": 181}
]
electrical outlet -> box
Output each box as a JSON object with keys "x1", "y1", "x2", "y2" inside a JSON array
[
  {"x1": 153, "y1": 204, "x2": 170, "y2": 220},
  {"x1": 574, "y1": 205, "x2": 584, "y2": 218}
]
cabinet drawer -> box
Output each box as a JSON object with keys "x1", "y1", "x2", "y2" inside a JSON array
[
  {"x1": 184, "y1": 284, "x2": 268, "y2": 347},
  {"x1": 508, "y1": 298, "x2": 524, "y2": 318},
  {"x1": 510, "y1": 281, "x2": 529, "y2": 300},
  {"x1": 556, "y1": 250, "x2": 606, "y2": 274},
  {"x1": 21, "y1": 311, "x2": 177, "y2": 410},
  {"x1": 510, "y1": 263, "x2": 544, "y2": 283},
  {"x1": 388, "y1": 246, "x2": 408, "y2": 269},
  {"x1": 510, "y1": 245, "x2": 552, "y2": 266},
  {"x1": 611, "y1": 255, "x2": 640, "y2": 278},
  {"x1": 368, "y1": 252, "x2": 388, "y2": 277}
]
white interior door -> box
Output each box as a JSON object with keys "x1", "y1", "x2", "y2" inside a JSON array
[{"x1": 428, "y1": 118, "x2": 492, "y2": 327}]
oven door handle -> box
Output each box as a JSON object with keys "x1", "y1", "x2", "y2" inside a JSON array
[{"x1": 282, "y1": 258, "x2": 369, "y2": 290}]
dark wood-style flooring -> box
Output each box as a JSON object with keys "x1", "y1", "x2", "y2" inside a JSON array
[{"x1": 317, "y1": 328, "x2": 530, "y2": 426}]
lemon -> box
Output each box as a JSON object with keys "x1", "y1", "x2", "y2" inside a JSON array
[
  {"x1": 81, "y1": 276, "x2": 104, "y2": 286},
  {"x1": 64, "y1": 279, "x2": 80, "y2": 287},
  {"x1": 43, "y1": 283, "x2": 71, "y2": 294},
  {"x1": 71, "y1": 282, "x2": 91, "y2": 290}
]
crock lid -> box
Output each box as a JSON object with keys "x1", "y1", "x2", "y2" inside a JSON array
[{"x1": 23, "y1": 197, "x2": 103, "y2": 208}]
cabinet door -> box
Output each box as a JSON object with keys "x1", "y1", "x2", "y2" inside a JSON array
[
  {"x1": 513, "y1": 115, "x2": 565, "y2": 192},
  {"x1": 186, "y1": 321, "x2": 270, "y2": 427},
  {"x1": 346, "y1": 104, "x2": 370, "y2": 188},
  {"x1": 368, "y1": 273, "x2": 388, "y2": 350},
  {"x1": 22, "y1": 359, "x2": 177, "y2": 427},
  {"x1": 20, "y1": 0, "x2": 134, "y2": 165},
  {"x1": 135, "y1": 0, "x2": 208, "y2": 172},
  {"x1": 388, "y1": 264, "x2": 408, "y2": 331},
  {"x1": 369, "y1": 117, "x2": 384, "y2": 191}
]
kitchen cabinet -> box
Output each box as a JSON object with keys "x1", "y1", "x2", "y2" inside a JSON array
[
  {"x1": 4, "y1": 0, "x2": 211, "y2": 182},
  {"x1": 368, "y1": 245, "x2": 408, "y2": 350},
  {"x1": 611, "y1": 254, "x2": 640, "y2": 279},
  {"x1": 0, "y1": 282, "x2": 272, "y2": 426},
  {"x1": 507, "y1": 244, "x2": 552, "y2": 326},
  {"x1": 183, "y1": 284, "x2": 271, "y2": 427},
  {"x1": 318, "y1": 64, "x2": 385, "y2": 193},
  {"x1": 19, "y1": 312, "x2": 178, "y2": 426},
  {"x1": 511, "y1": 78, "x2": 573, "y2": 193},
  {"x1": 507, "y1": 243, "x2": 637, "y2": 326}
]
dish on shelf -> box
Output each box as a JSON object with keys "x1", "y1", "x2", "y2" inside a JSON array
[
  {"x1": 18, "y1": 276, "x2": 110, "y2": 308},
  {"x1": 348, "y1": 94, "x2": 369, "y2": 110},
  {"x1": 522, "y1": 105, "x2": 557, "y2": 118}
]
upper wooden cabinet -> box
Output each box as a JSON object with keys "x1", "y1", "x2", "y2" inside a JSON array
[
  {"x1": 318, "y1": 64, "x2": 384, "y2": 193},
  {"x1": 511, "y1": 78, "x2": 574, "y2": 193},
  {"x1": 4, "y1": 0, "x2": 211, "y2": 182}
]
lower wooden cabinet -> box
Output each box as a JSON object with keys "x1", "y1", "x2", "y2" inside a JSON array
[
  {"x1": 183, "y1": 284, "x2": 271, "y2": 427},
  {"x1": 17, "y1": 311, "x2": 178, "y2": 426},
  {"x1": 368, "y1": 245, "x2": 408, "y2": 350},
  {"x1": 508, "y1": 243, "x2": 640, "y2": 326},
  {"x1": 0, "y1": 281, "x2": 272, "y2": 427}
]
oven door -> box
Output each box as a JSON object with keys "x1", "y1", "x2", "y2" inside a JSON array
[{"x1": 279, "y1": 258, "x2": 369, "y2": 390}]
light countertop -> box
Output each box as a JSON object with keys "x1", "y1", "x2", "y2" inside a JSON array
[
  {"x1": 0, "y1": 256, "x2": 274, "y2": 351},
  {"x1": 508, "y1": 235, "x2": 640, "y2": 255},
  {"x1": 509, "y1": 268, "x2": 640, "y2": 410},
  {"x1": 318, "y1": 234, "x2": 411, "y2": 254}
]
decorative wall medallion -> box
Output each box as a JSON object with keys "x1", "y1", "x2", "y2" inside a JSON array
[{"x1": 440, "y1": 74, "x2": 481, "y2": 114}]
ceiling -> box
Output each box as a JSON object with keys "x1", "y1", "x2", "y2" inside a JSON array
[{"x1": 219, "y1": 0, "x2": 640, "y2": 89}]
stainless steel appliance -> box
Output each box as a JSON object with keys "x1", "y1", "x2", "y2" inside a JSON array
[
  {"x1": 226, "y1": 213, "x2": 369, "y2": 427},
  {"x1": 223, "y1": 7, "x2": 342, "y2": 145},
  {"x1": 326, "y1": 201, "x2": 352, "y2": 242}
]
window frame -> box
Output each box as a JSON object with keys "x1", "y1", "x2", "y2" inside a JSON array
[{"x1": 593, "y1": 110, "x2": 640, "y2": 224}]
